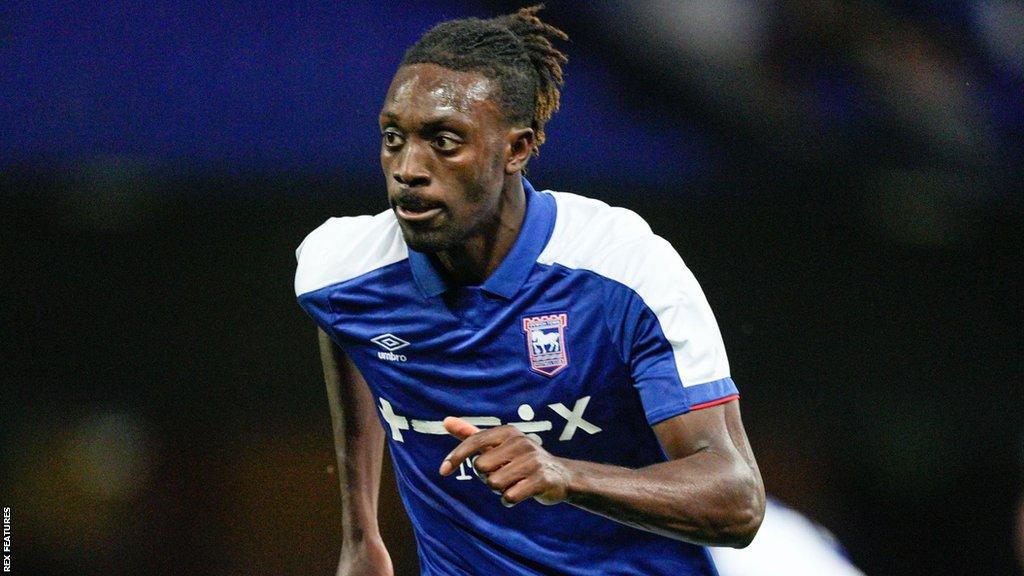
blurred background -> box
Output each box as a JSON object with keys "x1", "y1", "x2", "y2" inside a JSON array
[{"x1": 2, "y1": 1, "x2": 1022, "y2": 574}]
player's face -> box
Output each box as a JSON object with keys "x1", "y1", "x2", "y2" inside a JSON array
[{"x1": 379, "y1": 63, "x2": 513, "y2": 253}]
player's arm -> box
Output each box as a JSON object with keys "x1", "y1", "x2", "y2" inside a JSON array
[
  {"x1": 318, "y1": 328, "x2": 394, "y2": 576},
  {"x1": 441, "y1": 399, "x2": 765, "y2": 548}
]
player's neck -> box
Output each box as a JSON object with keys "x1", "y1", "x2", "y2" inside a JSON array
[{"x1": 436, "y1": 177, "x2": 526, "y2": 286}]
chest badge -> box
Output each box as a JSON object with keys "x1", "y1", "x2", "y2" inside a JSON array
[{"x1": 522, "y1": 312, "x2": 569, "y2": 377}]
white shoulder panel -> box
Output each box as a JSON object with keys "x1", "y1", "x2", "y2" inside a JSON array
[
  {"x1": 538, "y1": 191, "x2": 730, "y2": 386},
  {"x1": 294, "y1": 209, "x2": 408, "y2": 297}
]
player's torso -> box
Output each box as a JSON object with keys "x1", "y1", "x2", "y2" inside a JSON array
[
  {"x1": 297, "y1": 186, "x2": 721, "y2": 575},
  {"x1": 319, "y1": 261, "x2": 715, "y2": 576},
  {"x1": 324, "y1": 259, "x2": 665, "y2": 469}
]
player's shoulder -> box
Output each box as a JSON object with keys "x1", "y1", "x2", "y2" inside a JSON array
[
  {"x1": 294, "y1": 209, "x2": 407, "y2": 297},
  {"x1": 545, "y1": 190, "x2": 653, "y2": 241},
  {"x1": 539, "y1": 190, "x2": 681, "y2": 282}
]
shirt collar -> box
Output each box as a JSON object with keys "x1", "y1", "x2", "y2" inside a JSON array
[{"x1": 407, "y1": 177, "x2": 556, "y2": 300}]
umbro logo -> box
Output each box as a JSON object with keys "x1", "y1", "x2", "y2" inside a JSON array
[
  {"x1": 371, "y1": 333, "x2": 409, "y2": 351},
  {"x1": 371, "y1": 333, "x2": 409, "y2": 362}
]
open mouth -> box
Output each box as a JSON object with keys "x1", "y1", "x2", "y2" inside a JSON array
[
  {"x1": 392, "y1": 190, "x2": 445, "y2": 223},
  {"x1": 395, "y1": 203, "x2": 443, "y2": 222}
]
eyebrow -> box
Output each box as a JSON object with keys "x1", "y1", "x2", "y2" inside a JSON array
[{"x1": 379, "y1": 110, "x2": 469, "y2": 132}]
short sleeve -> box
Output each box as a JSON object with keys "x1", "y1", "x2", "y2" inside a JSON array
[
  {"x1": 294, "y1": 212, "x2": 408, "y2": 298},
  {"x1": 618, "y1": 236, "x2": 737, "y2": 425},
  {"x1": 537, "y1": 191, "x2": 738, "y2": 426}
]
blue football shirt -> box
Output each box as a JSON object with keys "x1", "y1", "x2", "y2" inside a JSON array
[{"x1": 296, "y1": 179, "x2": 738, "y2": 575}]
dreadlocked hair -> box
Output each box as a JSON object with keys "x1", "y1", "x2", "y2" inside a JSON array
[{"x1": 400, "y1": 4, "x2": 568, "y2": 155}]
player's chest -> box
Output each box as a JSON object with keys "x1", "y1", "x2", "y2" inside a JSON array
[
  {"x1": 343, "y1": 287, "x2": 616, "y2": 380},
  {"x1": 331, "y1": 279, "x2": 631, "y2": 430}
]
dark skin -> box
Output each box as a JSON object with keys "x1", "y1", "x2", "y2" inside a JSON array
[
  {"x1": 380, "y1": 63, "x2": 533, "y2": 285},
  {"x1": 319, "y1": 329, "x2": 392, "y2": 576},
  {"x1": 440, "y1": 406, "x2": 764, "y2": 546},
  {"x1": 322, "y1": 63, "x2": 765, "y2": 576}
]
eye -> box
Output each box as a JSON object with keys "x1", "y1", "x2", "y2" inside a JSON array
[
  {"x1": 432, "y1": 134, "x2": 461, "y2": 152},
  {"x1": 381, "y1": 129, "x2": 404, "y2": 149}
]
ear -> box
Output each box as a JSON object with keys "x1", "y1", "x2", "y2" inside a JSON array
[{"x1": 504, "y1": 128, "x2": 535, "y2": 174}]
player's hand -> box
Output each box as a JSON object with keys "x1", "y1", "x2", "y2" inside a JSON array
[
  {"x1": 439, "y1": 417, "x2": 575, "y2": 507},
  {"x1": 336, "y1": 536, "x2": 393, "y2": 576}
]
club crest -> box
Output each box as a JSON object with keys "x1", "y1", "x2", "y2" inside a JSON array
[{"x1": 522, "y1": 312, "x2": 569, "y2": 377}]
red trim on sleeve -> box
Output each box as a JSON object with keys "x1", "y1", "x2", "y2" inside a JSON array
[{"x1": 690, "y1": 394, "x2": 739, "y2": 411}]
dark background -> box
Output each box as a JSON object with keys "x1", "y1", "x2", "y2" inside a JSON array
[{"x1": 2, "y1": 1, "x2": 1022, "y2": 575}]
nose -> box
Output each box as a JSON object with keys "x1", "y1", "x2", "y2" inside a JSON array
[{"x1": 392, "y1": 142, "x2": 431, "y2": 188}]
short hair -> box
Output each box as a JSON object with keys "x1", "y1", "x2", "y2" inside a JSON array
[{"x1": 400, "y1": 5, "x2": 568, "y2": 155}]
